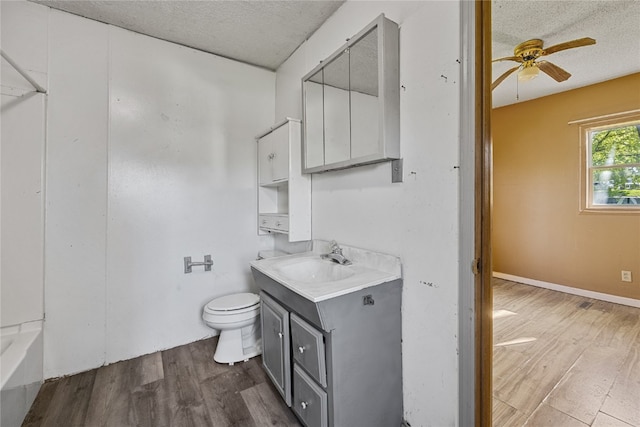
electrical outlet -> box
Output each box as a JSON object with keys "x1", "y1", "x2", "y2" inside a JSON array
[{"x1": 621, "y1": 270, "x2": 632, "y2": 282}]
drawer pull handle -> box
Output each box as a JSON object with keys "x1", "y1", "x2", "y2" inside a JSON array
[
  {"x1": 298, "y1": 346, "x2": 305, "y2": 354},
  {"x1": 301, "y1": 401, "x2": 308, "y2": 410}
]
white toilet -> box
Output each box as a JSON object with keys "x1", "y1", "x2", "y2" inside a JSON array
[{"x1": 202, "y1": 292, "x2": 261, "y2": 365}]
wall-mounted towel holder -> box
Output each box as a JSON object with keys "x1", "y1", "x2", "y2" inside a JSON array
[{"x1": 184, "y1": 255, "x2": 213, "y2": 274}]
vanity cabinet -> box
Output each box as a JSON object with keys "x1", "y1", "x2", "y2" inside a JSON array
[
  {"x1": 256, "y1": 118, "x2": 311, "y2": 242},
  {"x1": 254, "y1": 273, "x2": 402, "y2": 427}
]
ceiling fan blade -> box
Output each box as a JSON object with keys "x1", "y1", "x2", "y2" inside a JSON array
[
  {"x1": 537, "y1": 60, "x2": 572, "y2": 82},
  {"x1": 492, "y1": 66, "x2": 519, "y2": 91},
  {"x1": 542, "y1": 37, "x2": 596, "y2": 55},
  {"x1": 492, "y1": 56, "x2": 523, "y2": 63}
]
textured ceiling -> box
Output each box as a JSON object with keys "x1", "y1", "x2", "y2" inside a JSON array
[
  {"x1": 31, "y1": 0, "x2": 344, "y2": 71},
  {"x1": 27, "y1": 0, "x2": 640, "y2": 106},
  {"x1": 492, "y1": 0, "x2": 640, "y2": 107}
]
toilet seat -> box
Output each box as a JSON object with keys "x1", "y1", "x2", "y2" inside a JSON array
[{"x1": 204, "y1": 293, "x2": 260, "y2": 315}]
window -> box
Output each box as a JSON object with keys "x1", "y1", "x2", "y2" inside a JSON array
[{"x1": 579, "y1": 110, "x2": 640, "y2": 213}]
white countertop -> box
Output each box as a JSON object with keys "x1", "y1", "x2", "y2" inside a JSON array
[{"x1": 250, "y1": 241, "x2": 402, "y2": 302}]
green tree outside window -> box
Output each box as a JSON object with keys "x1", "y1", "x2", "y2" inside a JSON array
[{"x1": 590, "y1": 122, "x2": 640, "y2": 205}]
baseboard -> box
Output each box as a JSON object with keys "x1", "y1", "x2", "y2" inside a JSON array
[{"x1": 493, "y1": 272, "x2": 640, "y2": 309}]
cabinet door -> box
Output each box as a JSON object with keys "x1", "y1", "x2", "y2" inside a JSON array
[
  {"x1": 258, "y1": 131, "x2": 274, "y2": 186},
  {"x1": 269, "y1": 124, "x2": 289, "y2": 183},
  {"x1": 258, "y1": 125, "x2": 289, "y2": 186},
  {"x1": 260, "y1": 292, "x2": 291, "y2": 406}
]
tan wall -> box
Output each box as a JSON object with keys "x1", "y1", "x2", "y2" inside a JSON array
[{"x1": 493, "y1": 73, "x2": 640, "y2": 300}]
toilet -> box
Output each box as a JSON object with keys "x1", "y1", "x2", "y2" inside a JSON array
[
  {"x1": 202, "y1": 251, "x2": 289, "y2": 365},
  {"x1": 202, "y1": 292, "x2": 261, "y2": 365}
]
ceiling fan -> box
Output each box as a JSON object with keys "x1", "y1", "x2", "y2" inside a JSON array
[{"x1": 492, "y1": 37, "x2": 596, "y2": 91}]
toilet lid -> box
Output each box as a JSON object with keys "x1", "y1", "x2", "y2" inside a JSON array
[{"x1": 206, "y1": 293, "x2": 260, "y2": 312}]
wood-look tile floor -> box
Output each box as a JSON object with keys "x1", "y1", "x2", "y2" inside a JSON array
[
  {"x1": 493, "y1": 278, "x2": 640, "y2": 427},
  {"x1": 23, "y1": 337, "x2": 301, "y2": 427},
  {"x1": 21, "y1": 280, "x2": 640, "y2": 427}
]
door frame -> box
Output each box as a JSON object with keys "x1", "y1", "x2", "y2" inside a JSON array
[
  {"x1": 477, "y1": 1, "x2": 493, "y2": 425},
  {"x1": 459, "y1": 1, "x2": 492, "y2": 426}
]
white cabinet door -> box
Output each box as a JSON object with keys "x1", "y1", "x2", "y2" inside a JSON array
[
  {"x1": 270, "y1": 124, "x2": 289, "y2": 183},
  {"x1": 258, "y1": 131, "x2": 275, "y2": 186},
  {"x1": 258, "y1": 124, "x2": 289, "y2": 186}
]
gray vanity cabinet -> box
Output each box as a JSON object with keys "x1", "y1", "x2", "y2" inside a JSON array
[
  {"x1": 260, "y1": 293, "x2": 291, "y2": 405},
  {"x1": 254, "y1": 268, "x2": 403, "y2": 427}
]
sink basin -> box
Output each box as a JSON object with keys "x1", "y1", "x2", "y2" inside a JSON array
[
  {"x1": 250, "y1": 241, "x2": 402, "y2": 302},
  {"x1": 274, "y1": 258, "x2": 355, "y2": 284}
]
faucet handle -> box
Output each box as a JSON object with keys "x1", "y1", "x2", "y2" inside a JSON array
[{"x1": 329, "y1": 240, "x2": 342, "y2": 254}]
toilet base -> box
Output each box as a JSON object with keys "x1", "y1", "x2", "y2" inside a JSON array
[{"x1": 213, "y1": 320, "x2": 262, "y2": 365}]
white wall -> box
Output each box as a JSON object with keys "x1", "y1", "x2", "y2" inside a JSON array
[
  {"x1": 0, "y1": 95, "x2": 46, "y2": 327},
  {"x1": 0, "y1": 0, "x2": 48, "y2": 328},
  {"x1": 1, "y1": 1, "x2": 276, "y2": 377},
  {"x1": 275, "y1": 2, "x2": 463, "y2": 425},
  {"x1": 104, "y1": 27, "x2": 275, "y2": 364},
  {"x1": 44, "y1": 6, "x2": 110, "y2": 378}
]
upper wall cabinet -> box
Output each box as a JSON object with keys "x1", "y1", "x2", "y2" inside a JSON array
[
  {"x1": 257, "y1": 119, "x2": 311, "y2": 242},
  {"x1": 302, "y1": 14, "x2": 400, "y2": 173}
]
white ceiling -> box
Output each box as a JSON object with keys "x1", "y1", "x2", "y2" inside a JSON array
[
  {"x1": 492, "y1": 0, "x2": 640, "y2": 107},
  {"x1": 30, "y1": 0, "x2": 344, "y2": 71},
  {"x1": 29, "y1": 0, "x2": 640, "y2": 107}
]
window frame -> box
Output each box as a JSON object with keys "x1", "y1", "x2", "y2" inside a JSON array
[{"x1": 578, "y1": 109, "x2": 640, "y2": 214}]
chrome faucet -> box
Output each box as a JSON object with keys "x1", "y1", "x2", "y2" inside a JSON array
[{"x1": 321, "y1": 240, "x2": 352, "y2": 265}]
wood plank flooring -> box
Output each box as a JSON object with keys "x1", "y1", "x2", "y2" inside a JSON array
[
  {"x1": 22, "y1": 337, "x2": 301, "y2": 427},
  {"x1": 21, "y1": 279, "x2": 640, "y2": 427},
  {"x1": 493, "y1": 278, "x2": 640, "y2": 427}
]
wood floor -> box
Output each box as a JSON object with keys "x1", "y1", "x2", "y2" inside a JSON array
[
  {"x1": 493, "y1": 278, "x2": 640, "y2": 427},
  {"x1": 22, "y1": 337, "x2": 301, "y2": 427},
  {"x1": 21, "y1": 279, "x2": 640, "y2": 427}
]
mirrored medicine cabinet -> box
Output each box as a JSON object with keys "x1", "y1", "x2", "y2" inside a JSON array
[{"x1": 302, "y1": 14, "x2": 400, "y2": 173}]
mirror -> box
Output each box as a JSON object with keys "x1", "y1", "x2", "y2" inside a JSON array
[
  {"x1": 303, "y1": 69, "x2": 324, "y2": 168},
  {"x1": 323, "y1": 49, "x2": 351, "y2": 164},
  {"x1": 349, "y1": 27, "x2": 379, "y2": 159},
  {"x1": 302, "y1": 14, "x2": 399, "y2": 173}
]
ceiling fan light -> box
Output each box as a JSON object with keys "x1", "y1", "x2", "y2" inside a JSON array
[{"x1": 518, "y1": 65, "x2": 539, "y2": 81}]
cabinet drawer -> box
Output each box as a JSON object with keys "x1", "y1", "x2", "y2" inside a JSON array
[
  {"x1": 259, "y1": 214, "x2": 289, "y2": 233},
  {"x1": 291, "y1": 313, "x2": 326, "y2": 387},
  {"x1": 293, "y1": 364, "x2": 328, "y2": 427}
]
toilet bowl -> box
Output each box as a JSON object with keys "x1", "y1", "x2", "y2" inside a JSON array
[{"x1": 202, "y1": 292, "x2": 261, "y2": 365}]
